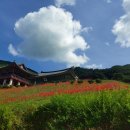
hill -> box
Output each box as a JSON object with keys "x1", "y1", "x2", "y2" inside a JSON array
[
  {"x1": 74, "y1": 64, "x2": 130, "y2": 82},
  {"x1": 0, "y1": 60, "x2": 11, "y2": 68}
]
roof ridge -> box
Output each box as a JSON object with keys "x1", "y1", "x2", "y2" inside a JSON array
[{"x1": 41, "y1": 67, "x2": 74, "y2": 73}]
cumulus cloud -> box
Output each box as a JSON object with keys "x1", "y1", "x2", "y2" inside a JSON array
[
  {"x1": 85, "y1": 64, "x2": 103, "y2": 69},
  {"x1": 55, "y1": 0, "x2": 76, "y2": 7},
  {"x1": 9, "y1": 6, "x2": 89, "y2": 66},
  {"x1": 112, "y1": 0, "x2": 130, "y2": 47},
  {"x1": 8, "y1": 44, "x2": 19, "y2": 56},
  {"x1": 123, "y1": 0, "x2": 130, "y2": 12}
]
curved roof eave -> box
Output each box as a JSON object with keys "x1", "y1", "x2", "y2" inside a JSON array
[
  {"x1": 0, "y1": 62, "x2": 38, "y2": 76},
  {"x1": 15, "y1": 62, "x2": 38, "y2": 76}
]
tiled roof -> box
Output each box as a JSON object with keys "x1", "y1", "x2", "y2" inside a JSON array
[
  {"x1": 18, "y1": 64, "x2": 38, "y2": 75},
  {"x1": 38, "y1": 69, "x2": 70, "y2": 76}
]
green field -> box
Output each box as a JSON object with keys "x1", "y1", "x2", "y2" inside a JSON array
[{"x1": 0, "y1": 80, "x2": 130, "y2": 130}]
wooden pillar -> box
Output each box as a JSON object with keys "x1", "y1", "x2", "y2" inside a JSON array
[{"x1": 3, "y1": 79, "x2": 7, "y2": 86}]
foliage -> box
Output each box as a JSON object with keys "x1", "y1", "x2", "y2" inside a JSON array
[
  {"x1": 123, "y1": 75, "x2": 130, "y2": 83},
  {"x1": 95, "y1": 79, "x2": 102, "y2": 83},
  {"x1": 27, "y1": 91, "x2": 130, "y2": 130},
  {"x1": 77, "y1": 80, "x2": 83, "y2": 84},
  {"x1": 70, "y1": 80, "x2": 74, "y2": 84},
  {"x1": 0, "y1": 81, "x2": 129, "y2": 129},
  {"x1": 88, "y1": 79, "x2": 94, "y2": 84},
  {"x1": 74, "y1": 64, "x2": 130, "y2": 83},
  {"x1": 113, "y1": 73, "x2": 124, "y2": 81},
  {"x1": 0, "y1": 107, "x2": 21, "y2": 130}
]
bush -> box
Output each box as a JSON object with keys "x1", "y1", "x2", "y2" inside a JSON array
[
  {"x1": 0, "y1": 85, "x2": 3, "y2": 88},
  {"x1": 70, "y1": 80, "x2": 74, "y2": 84},
  {"x1": 95, "y1": 79, "x2": 102, "y2": 83},
  {"x1": 27, "y1": 90, "x2": 130, "y2": 130},
  {"x1": 77, "y1": 80, "x2": 83, "y2": 84},
  {"x1": 61, "y1": 80, "x2": 67, "y2": 82},
  {"x1": 0, "y1": 107, "x2": 21, "y2": 130},
  {"x1": 88, "y1": 80, "x2": 94, "y2": 84},
  {"x1": 1, "y1": 90, "x2": 130, "y2": 130}
]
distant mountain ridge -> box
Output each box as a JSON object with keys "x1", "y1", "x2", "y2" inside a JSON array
[
  {"x1": 74, "y1": 64, "x2": 130, "y2": 82},
  {"x1": 0, "y1": 60, "x2": 12, "y2": 68}
]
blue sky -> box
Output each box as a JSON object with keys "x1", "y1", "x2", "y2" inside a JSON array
[{"x1": 1, "y1": 0, "x2": 130, "y2": 72}]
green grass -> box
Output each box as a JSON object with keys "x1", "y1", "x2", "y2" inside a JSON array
[
  {"x1": 24, "y1": 90, "x2": 130, "y2": 130},
  {"x1": 0, "y1": 80, "x2": 130, "y2": 129},
  {"x1": 0, "y1": 90, "x2": 130, "y2": 130}
]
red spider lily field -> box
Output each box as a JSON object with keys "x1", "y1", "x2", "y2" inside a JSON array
[
  {"x1": 0, "y1": 80, "x2": 128, "y2": 104},
  {"x1": 1, "y1": 80, "x2": 130, "y2": 130}
]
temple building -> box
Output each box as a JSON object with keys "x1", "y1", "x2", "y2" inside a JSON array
[
  {"x1": 0, "y1": 60, "x2": 78, "y2": 87},
  {"x1": 35, "y1": 67, "x2": 78, "y2": 84}
]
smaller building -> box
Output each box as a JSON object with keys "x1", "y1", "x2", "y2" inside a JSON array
[{"x1": 35, "y1": 67, "x2": 78, "y2": 84}]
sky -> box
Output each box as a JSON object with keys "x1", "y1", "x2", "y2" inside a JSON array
[{"x1": 1, "y1": 0, "x2": 130, "y2": 72}]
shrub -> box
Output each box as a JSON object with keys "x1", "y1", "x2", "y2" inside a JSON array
[
  {"x1": 0, "y1": 85, "x2": 3, "y2": 88},
  {"x1": 70, "y1": 80, "x2": 74, "y2": 84},
  {"x1": 77, "y1": 80, "x2": 83, "y2": 84},
  {"x1": 27, "y1": 90, "x2": 130, "y2": 130},
  {"x1": 95, "y1": 79, "x2": 102, "y2": 83},
  {"x1": 88, "y1": 80, "x2": 94, "y2": 84},
  {"x1": 1, "y1": 90, "x2": 130, "y2": 130},
  {"x1": 61, "y1": 80, "x2": 67, "y2": 82},
  {"x1": 0, "y1": 107, "x2": 21, "y2": 130}
]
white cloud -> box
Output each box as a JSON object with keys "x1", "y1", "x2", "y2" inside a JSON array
[
  {"x1": 112, "y1": 0, "x2": 130, "y2": 48},
  {"x1": 106, "y1": 0, "x2": 112, "y2": 3},
  {"x1": 55, "y1": 0, "x2": 76, "y2": 7},
  {"x1": 85, "y1": 64, "x2": 103, "y2": 69},
  {"x1": 8, "y1": 44, "x2": 19, "y2": 56},
  {"x1": 9, "y1": 6, "x2": 89, "y2": 66},
  {"x1": 123, "y1": 0, "x2": 130, "y2": 12},
  {"x1": 82, "y1": 26, "x2": 93, "y2": 33}
]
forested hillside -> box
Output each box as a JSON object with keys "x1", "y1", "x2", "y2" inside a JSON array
[{"x1": 75, "y1": 64, "x2": 130, "y2": 82}]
